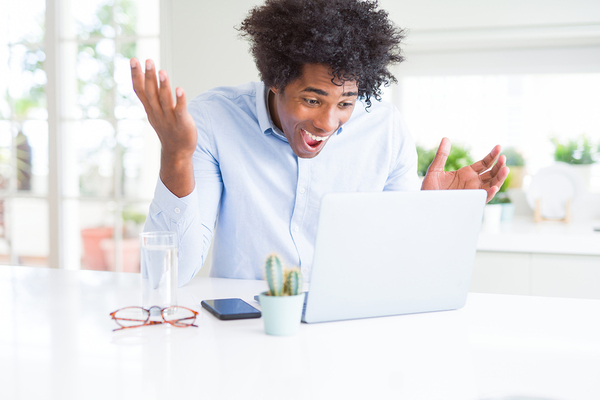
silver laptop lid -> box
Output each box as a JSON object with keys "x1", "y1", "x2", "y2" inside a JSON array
[{"x1": 303, "y1": 190, "x2": 486, "y2": 323}]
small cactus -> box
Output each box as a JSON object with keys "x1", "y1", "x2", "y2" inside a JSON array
[
  {"x1": 264, "y1": 253, "x2": 303, "y2": 296},
  {"x1": 283, "y1": 268, "x2": 302, "y2": 296},
  {"x1": 265, "y1": 253, "x2": 284, "y2": 296}
]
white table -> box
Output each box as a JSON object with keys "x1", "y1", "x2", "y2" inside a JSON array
[{"x1": 2, "y1": 265, "x2": 600, "y2": 400}]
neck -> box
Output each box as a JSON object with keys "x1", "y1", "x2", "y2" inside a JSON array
[{"x1": 268, "y1": 89, "x2": 283, "y2": 132}]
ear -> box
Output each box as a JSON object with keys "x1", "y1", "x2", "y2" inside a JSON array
[{"x1": 269, "y1": 86, "x2": 279, "y2": 95}]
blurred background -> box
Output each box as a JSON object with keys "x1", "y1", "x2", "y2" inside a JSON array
[
  {"x1": 1, "y1": 0, "x2": 599, "y2": 274},
  {"x1": 1, "y1": 0, "x2": 160, "y2": 271}
]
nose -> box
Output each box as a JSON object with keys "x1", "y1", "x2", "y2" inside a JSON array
[{"x1": 312, "y1": 106, "x2": 339, "y2": 134}]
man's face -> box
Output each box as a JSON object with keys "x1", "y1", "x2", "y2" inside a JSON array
[{"x1": 269, "y1": 63, "x2": 358, "y2": 158}]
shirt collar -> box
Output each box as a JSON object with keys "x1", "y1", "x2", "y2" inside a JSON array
[
  {"x1": 264, "y1": 87, "x2": 289, "y2": 141},
  {"x1": 256, "y1": 83, "x2": 285, "y2": 141}
]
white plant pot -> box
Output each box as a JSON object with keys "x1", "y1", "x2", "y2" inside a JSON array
[
  {"x1": 483, "y1": 204, "x2": 503, "y2": 230},
  {"x1": 259, "y1": 292, "x2": 305, "y2": 336},
  {"x1": 571, "y1": 164, "x2": 593, "y2": 191},
  {"x1": 501, "y1": 203, "x2": 516, "y2": 222}
]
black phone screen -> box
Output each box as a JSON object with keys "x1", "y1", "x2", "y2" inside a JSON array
[{"x1": 201, "y1": 298, "x2": 261, "y2": 320}]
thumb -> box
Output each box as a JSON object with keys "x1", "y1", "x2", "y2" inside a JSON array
[
  {"x1": 428, "y1": 137, "x2": 451, "y2": 173},
  {"x1": 174, "y1": 87, "x2": 188, "y2": 117}
]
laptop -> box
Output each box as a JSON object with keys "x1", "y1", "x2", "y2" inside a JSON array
[{"x1": 301, "y1": 189, "x2": 486, "y2": 323}]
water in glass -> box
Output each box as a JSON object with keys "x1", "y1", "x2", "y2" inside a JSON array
[{"x1": 140, "y1": 232, "x2": 178, "y2": 314}]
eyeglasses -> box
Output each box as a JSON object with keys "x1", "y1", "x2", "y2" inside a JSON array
[{"x1": 110, "y1": 306, "x2": 198, "y2": 331}]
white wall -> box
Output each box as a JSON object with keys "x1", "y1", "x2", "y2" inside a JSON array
[
  {"x1": 380, "y1": 0, "x2": 600, "y2": 31},
  {"x1": 164, "y1": 0, "x2": 262, "y2": 99},
  {"x1": 164, "y1": 0, "x2": 600, "y2": 96},
  {"x1": 383, "y1": 1, "x2": 600, "y2": 78}
]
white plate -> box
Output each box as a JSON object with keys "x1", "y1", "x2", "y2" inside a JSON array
[{"x1": 526, "y1": 163, "x2": 584, "y2": 219}]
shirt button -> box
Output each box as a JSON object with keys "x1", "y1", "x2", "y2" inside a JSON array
[
  {"x1": 299, "y1": 187, "x2": 306, "y2": 194},
  {"x1": 174, "y1": 207, "x2": 181, "y2": 214},
  {"x1": 293, "y1": 226, "x2": 299, "y2": 232}
]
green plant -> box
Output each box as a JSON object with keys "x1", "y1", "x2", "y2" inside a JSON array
[
  {"x1": 264, "y1": 253, "x2": 302, "y2": 296},
  {"x1": 416, "y1": 146, "x2": 436, "y2": 177},
  {"x1": 122, "y1": 209, "x2": 146, "y2": 225},
  {"x1": 76, "y1": 0, "x2": 138, "y2": 118},
  {"x1": 502, "y1": 147, "x2": 525, "y2": 167},
  {"x1": 446, "y1": 144, "x2": 474, "y2": 172},
  {"x1": 0, "y1": 131, "x2": 33, "y2": 190},
  {"x1": 416, "y1": 143, "x2": 474, "y2": 177},
  {"x1": 488, "y1": 192, "x2": 512, "y2": 205},
  {"x1": 0, "y1": 147, "x2": 9, "y2": 190},
  {"x1": 498, "y1": 170, "x2": 512, "y2": 194},
  {"x1": 122, "y1": 208, "x2": 147, "y2": 238},
  {"x1": 551, "y1": 134, "x2": 597, "y2": 165},
  {"x1": 488, "y1": 169, "x2": 512, "y2": 204}
]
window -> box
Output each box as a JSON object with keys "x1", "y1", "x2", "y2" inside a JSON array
[
  {"x1": 398, "y1": 73, "x2": 600, "y2": 192},
  {"x1": 394, "y1": 40, "x2": 600, "y2": 199},
  {"x1": 0, "y1": 0, "x2": 161, "y2": 271},
  {"x1": 0, "y1": 0, "x2": 48, "y2": 265}
]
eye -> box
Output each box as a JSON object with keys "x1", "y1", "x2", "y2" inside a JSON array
[
  {"x1": 304, "y1": 98, "x2": 319, "y2": 106},
  {"x1": 339, "y1": 102, "x2": 354, "y2": 109}
]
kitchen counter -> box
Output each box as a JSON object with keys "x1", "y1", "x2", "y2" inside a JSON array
[
  {"x1": 472, "y1": 217, "x2": 600, "y2": 299},
  {"x1": 477, "y1": 216, "x2": 600, "y2": 256}
]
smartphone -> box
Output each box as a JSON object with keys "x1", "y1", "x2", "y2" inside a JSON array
[{"x1": 201, "y1": 298, "x2": 262, "y2": 320}]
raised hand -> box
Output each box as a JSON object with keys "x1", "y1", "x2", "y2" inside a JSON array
[
  {"x1": 421, "y1": 137, "x2": 510, "y2": 203},
  {"x1": 130, "y1": 58, "x2": 196, "y2": 197}
]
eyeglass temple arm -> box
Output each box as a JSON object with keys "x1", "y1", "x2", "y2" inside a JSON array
[{"x1": 111, "y1": 320, "x2": 165, "y2": 331}]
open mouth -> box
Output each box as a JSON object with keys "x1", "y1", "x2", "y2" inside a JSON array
[{"x1": 301, "y1": 129, "x2": 330, "y2": 149}]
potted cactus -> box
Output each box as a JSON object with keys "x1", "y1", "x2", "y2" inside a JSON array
[{"x1": 259, "y1": 253, "x2": 305, "y2": 336}]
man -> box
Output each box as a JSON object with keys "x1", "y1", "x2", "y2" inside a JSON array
[{"x1": 131, "y1": 0, "x2": 508, "y2": 285}]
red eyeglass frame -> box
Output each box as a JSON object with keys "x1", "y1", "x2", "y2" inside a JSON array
[{"x1": 110, "y1": 305, "x2": 198, "y2": 331}]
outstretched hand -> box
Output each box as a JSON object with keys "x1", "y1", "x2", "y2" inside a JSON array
[
  {"x1": 421, "y1": 138, "x2": 510, "y2": 203},
  {"x1": 131, "y1": 58, "x2": 196, "y2": 197}
]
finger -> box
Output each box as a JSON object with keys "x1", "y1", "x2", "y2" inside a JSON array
[
  {"x1": 490, "y1": 165, "x2": 510, "y2": 190},
  {"x1": 481, "y1": 165, "x2": 510, "y2": 192},
  {"x1": 427, "y1": 137, "x2": 451, "y2": 173},
  {"x1": 174, "y1": 87, "x2": 188, "y2": 119},
  {"x1": 486, "y1": 185, "x2": 500, "y2": 203},
  {"x1": 470, "y1": 145, "x2": 501, "y2": 174},
  {"x1": 158, "y1": 70, "x2": 174, "y2": 114},
  {"x1": 479, "y1": 155, "x2": 506, "y2": 182},
  {"x1": 144, "y1": 59, "x2": 162, "y2": 113},
  {"x1": 130, "y1": 58, "x2": 150, "y2": 108}
]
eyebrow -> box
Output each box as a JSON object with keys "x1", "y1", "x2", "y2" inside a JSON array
[{"x1": 301, "y1": 86, "x2": 358, "y2": 97}]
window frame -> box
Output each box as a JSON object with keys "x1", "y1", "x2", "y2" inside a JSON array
[{"x1": 0, "y1": 0, "x2": 164, "y2": 270}]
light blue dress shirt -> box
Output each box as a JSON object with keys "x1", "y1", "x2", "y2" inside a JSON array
[{"x1": 145, "y1": 81, "x2": 420, "y2": 286}]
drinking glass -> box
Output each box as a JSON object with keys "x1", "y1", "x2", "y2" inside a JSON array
[{"x1": 140, "y1": 231, "x2": 178, "y2": 315}]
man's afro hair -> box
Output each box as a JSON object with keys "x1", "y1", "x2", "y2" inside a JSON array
[{"x1": 238, "y1": 0, "x2": 406, "y2": 108}]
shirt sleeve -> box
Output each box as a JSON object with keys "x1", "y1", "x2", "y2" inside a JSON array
[
  {"x1": 384, "y1": 107, "x2": 421, "y2": 192},
  {"x1": 144, "y1": 98, "x2": 223, "y2": 287}
]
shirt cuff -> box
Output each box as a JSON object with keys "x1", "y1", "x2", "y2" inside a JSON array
[{"x1": 149, "y1": 177, "x2": 198, "y2": 223}]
